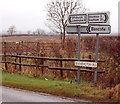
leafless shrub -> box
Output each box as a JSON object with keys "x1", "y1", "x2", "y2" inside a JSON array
[
  {"x1": 2, "y1": 36, "x2": 119, "y2": 87},
  {"x1": 64, "y1": 38, "x2": 77, "y2": 58}
]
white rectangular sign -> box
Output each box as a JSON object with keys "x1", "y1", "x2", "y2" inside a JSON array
[
  {"x1": 88, "y1": 24, "x2": 111, "y2": 34},
  {"x1": 67, "y1": 12, "x2": 110, "y2": 25},
  {"x1": 75, "y1": 61, "x2": 97, "y2": 68}
]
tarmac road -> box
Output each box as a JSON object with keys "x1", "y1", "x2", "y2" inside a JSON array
[{"x1": 1, "y1": 86, "x2": 88, "y2": 102}]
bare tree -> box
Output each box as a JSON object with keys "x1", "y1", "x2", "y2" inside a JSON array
[
  {"x1": 36, "y1": 28, "x2": 45, "y2": 35},
  {"x1": 46, "y1": 0, "x2": 87, "y2": 43},
  {"x1": 7, "y1": 25, "x2": 16, "y2": 35},
  {"x1": 27, "y1": 30, "x2": 31, "y2": 34}
]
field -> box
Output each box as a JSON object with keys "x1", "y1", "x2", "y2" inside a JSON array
[
  {"x1": 2, "y1": 35, "x2": 60, "y2": 42},
  {"x1": 1, "y1": 34, "x2": 120, "y2": 102}
]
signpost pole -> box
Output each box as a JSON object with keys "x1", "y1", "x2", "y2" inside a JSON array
[
  {"x1": 77, "y1": 25, "x2": 81, "y2": 84},
  {"x1": 94, "y1": 33, "x2": 99, "y2": 86},
  {"x1": 66, "y1": 11, "x2": 110, "y2": 85}
]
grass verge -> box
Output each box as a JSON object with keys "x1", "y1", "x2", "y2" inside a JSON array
[{"x1": 1, "y1": 71, "x2": 119, "y2": 102}]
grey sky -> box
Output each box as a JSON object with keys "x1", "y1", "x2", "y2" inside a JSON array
[{"x1": 0, "y1": 0, "x2": 119, "y2": 34}]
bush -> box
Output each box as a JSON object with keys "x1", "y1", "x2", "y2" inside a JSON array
[{"x1": 2, "y1": 35, "x2": 119, "y2": 87}]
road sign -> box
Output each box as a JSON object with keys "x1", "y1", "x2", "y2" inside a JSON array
[
  {"x1": 75, "y1": 61, "x2": 97, "y2": 68},
  {"x1": 66, "y1": 11, "x2": 110, "y2": 86},
  {"x1": 68, "y1": 14, "x2": 87, "y2": 24},
  {"x1": 66, "y1": 25, "x2": 88, "y2": 34},
  {"x1": 88, "y1": 13, "x2": 109, "y2": 24},
  {"x1": 67, "y1": 12, "x2": 110, "y2": 25},
  {"x1": 88, "y1": 24, "x2": 111, "y2": 34}
]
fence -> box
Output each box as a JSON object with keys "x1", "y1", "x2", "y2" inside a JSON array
[
  {"x1": 1, "y1": 54, "x2": 105, "y2": 78},
  {"x1": 1, "y1": 36, "x2": 119, "y2": 86}
]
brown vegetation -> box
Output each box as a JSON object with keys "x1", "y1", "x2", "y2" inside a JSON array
[{"x1": 2, "y1": 35, "x2": 119, "y2": 88}]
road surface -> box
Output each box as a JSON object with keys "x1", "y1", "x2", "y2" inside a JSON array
[{"x1": 1, "y1": 86, "x2": 88, "y2": 102}]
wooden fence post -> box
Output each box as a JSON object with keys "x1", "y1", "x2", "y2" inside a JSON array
[
  {"x1": 60, "y1": 55, "x2": 63, "y2": 78},
  {"x1": 19, "y1": 56, "x2": 22, "y2": 71},
  {"x1": 18, "y1": 42, "x2": 22, "y2": 71},
  {"x1": 4, "y1": 42, "x2": 8, "y2": 70},
  {"x1": 89, "y1": 55, "x2": 92, "y2": 81},
  {"x1": 37, "y1": 42, "x2": 40, "y2": 55},
  {"x1": 15, "y1": 57, "x2": 17, "y2": 70},
  {"x1": 21, "y1": 41, "x2": 23, "y2": 54},
  {"x1": 41, "y1": 53, "x2": 44, "y2": 76}
]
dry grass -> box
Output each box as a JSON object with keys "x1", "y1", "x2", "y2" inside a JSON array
[
  {"x1": 2, "y1": 35, "x2": 119, "y2": 88},
  {"x1": 2, "y1": 71, "x2": 119, "y2": 102}
]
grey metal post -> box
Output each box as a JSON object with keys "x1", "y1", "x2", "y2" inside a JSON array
[
  {"x1": 94, "y1": 33, "x2": 99, "y2": 86},
  {"x1": 77, "y1": 25, "x2": 81, "y2": 84}
]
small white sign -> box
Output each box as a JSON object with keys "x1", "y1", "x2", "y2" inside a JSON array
[{"x1": 75, "y1": 61, "x2": 97, "y2": 68}]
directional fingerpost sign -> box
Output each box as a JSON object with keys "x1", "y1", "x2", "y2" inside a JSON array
[
  {"x1": 66, "y1": 25, "x2": 88, "y2": 34},
  {"x1": 88, "y1": 24, "x2": 111, "y2": 34},
  {"x1": 68, "y1": 14, "x2": 87, "y2": 24},
  {"x1": 88, "y1": 12, "x2": 109, "y2": 24},
  {"x1": 67, "y1": 12, "x2": 110, "y2": 25},
  {"x1": 66, "y1": 11, "x2": 111, "y2": 86}
]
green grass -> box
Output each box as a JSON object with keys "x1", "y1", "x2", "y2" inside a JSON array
[{"x1": 1, "y1": 71, "x2": 119, "y2": 102}]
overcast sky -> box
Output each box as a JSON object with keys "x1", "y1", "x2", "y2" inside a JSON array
[{"x1": 0, "y1": 0, "x2": 119, "y2": 34}]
